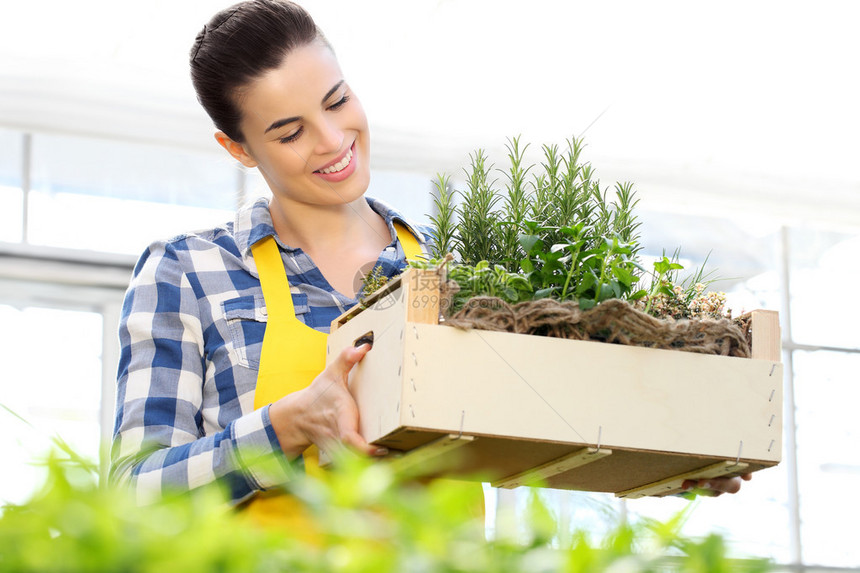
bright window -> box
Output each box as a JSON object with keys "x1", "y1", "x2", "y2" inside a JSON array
[
  {"x1": 794, "y1": 350, "x2": 860, "y2": 568},
  {"x1": 0, "y1": 129, "x2": 23, "y2": 243},
  {"x1": 0, "y1": 304, "x2": 103, "y2": 506},
  {"x1": 28, "y1": 133, "x2": 239, "y2": 254}
]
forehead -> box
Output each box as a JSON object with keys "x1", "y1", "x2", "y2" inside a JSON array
[{"x1": 238, "y1": 42, "x2": 343, "y2": 130}]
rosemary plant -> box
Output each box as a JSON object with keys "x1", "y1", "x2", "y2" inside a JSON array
[
  {"x1": 428, "y1": 136, "x2": 656, "y2": 311},
  {"x1": 429, "y1": 174, "x2": 457, "y2": 260},
  {"x1": 498, "y1": 136, "x2": 533, "y2": 270},
  {"x1": 456, "y1": 149, "x2": 501, "y2": 265}
]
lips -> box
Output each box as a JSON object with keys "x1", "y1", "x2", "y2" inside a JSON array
[{"x1": 315, "y1": 142, "x2": 354, "y2": 175}]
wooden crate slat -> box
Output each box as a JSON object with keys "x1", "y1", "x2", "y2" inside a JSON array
[
  {"x1": 616, "y1": 460, "x2": 750, "y2": 499},
  {"x1": 386, "y1": 433, "x2": 475, "y2": 474},
  {"x1": 492, "y1": 447, "x2": 613, "y2": 489}
]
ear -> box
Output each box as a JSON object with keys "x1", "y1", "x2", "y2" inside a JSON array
[{"x1": 214, "y1": 131, "x2": 258, "y2": 168}]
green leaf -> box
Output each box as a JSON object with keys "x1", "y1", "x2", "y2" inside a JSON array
[
  {"x1": 520, "y1": 258, "x2": 535, "y2": 274},
  {"x1": 535, "y1": 287, "x2": 556, "y2": 299},
  {"x1": 653, "y1": 256, "x2": 684, "y2": 275},
  {"x1": 578, "y1": 297, "x2": 596, "y2": 310},
  {"x1": 518, "y1": 234, "x2": 542, "y2": 254},
  {"x1": 577, "y1": 271, "x2": 596, "y2": 294},
  {"x1": 657, "y1": 285, "x2": 675, "y2": 297},
  {"x1": 628, "y1": 289, "x2": 648, "y2": 300},
  {"x1": 611, "y1": 266, "x2": 635, "y2": 287},
  {"x1": 599, "y1": 283, "x2": 616, "y2": 301}
]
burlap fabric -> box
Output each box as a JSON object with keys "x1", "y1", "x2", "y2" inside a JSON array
[{"x1": 443, "y1": 296, "x2": 752, "y2": 358}]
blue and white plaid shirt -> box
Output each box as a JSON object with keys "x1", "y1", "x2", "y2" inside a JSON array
[{"x1": 111, "y1": 196, "x2": 432, "y2": 505}]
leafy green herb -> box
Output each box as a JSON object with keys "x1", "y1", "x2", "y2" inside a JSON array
[
  {"x1": 427, "y1": 136, "x2": 730, "y2": 319},
  {"x1": 0, "y1": 442, "x2": 773, "y2": 572},
  {"x1": 429, "y1": 174, "x2": 457, "y2": 260},
  {"x1": 358, "y1": 264, "x2": 389, "y2": 300},
  {"x1": 446, "y1": 260, "x2": 533, "y2": 313},
  {"x1": 457, "y1": 149, "x2": 501, "y2": 265},
  {"x1": 639, "y1": 251, "x2": 730, "y2": 319}
]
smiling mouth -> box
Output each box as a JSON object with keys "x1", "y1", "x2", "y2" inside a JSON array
[{"x1": 315, "y1": 144, "x2": 354, "y2": 175}]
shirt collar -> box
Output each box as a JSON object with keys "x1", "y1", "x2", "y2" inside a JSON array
[
  {"x1": 235, "y1": 195, "x2": 427, "y2": 257},
  {"x1": 235, "y1": 196, "x2": 277, "y2": 256},
  {"x1": 365, "y1": 196, "x2": 428, "y2": 247}
]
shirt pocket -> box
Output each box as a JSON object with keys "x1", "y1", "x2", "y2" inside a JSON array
[{"x1": 221, "y1": 293, "x2": 310, "y2": 370}]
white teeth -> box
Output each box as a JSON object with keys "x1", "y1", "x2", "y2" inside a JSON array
[{"x1": 319, "y1": 147, "x2": 353, "y2": 174}]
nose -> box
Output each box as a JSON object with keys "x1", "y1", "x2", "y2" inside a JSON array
[{"x1": 314, "y1": 115, "x2": 344, "y2": 156}]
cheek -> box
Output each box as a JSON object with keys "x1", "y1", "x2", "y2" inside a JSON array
[
  {"x1": 258, "y1": 147, "x2": 308, "y2": 180},
  {"x1": 286, "y1": 144, "x2": 316, "y2": 170},
  {"x1": 348, "y1": 98, "x2": 370, "y2": 132}
]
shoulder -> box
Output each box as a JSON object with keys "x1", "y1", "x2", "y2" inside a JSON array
[
  {"x1": 131, "y1": 222, "x2": 237, "y2": 278},
  {"x1": 131, "y1": 196, "x2": 272, "y2": 278}
]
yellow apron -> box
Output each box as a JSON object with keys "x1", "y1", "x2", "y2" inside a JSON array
[{"x1": 243, "y1": 223, "x2": 424, "y2": 534}]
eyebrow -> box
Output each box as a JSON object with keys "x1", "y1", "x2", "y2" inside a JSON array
[{"x1": 264, "y1": 80, "x2": 346, "y2": 134}]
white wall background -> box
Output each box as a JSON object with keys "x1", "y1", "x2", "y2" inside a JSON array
[{"x1": 2, "y1": 0, "x2": 858, "y2": 226}]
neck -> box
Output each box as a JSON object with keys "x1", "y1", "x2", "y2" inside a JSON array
[{"x1": 268, "y1": 196, "x2": 388, "y2": 253}]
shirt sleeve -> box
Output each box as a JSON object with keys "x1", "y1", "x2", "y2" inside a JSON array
[{"x1": 109, "y1": 239, "x2": 294, "y2": 505}]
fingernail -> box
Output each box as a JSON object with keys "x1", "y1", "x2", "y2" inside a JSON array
[
  {"x1": 374, "y1": 447, "x2": 389, "y2": 456},
  {"x1": 703, "y1": 482, "x2": 712, "y2": 490}
]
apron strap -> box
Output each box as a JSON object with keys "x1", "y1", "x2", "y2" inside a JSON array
[
  {"x1": 254, "y1": 235, "x2": 297, "y2": 320},
  {"x1": 394, "y1": 221, "x2": 424, "y2": 262}
]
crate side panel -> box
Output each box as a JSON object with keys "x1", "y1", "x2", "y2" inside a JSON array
[
  {"x1": 326, "y1": 291, "x2": 408, "y2": 444},
  {"x1": 402, "y1": 324, "x2": 782, "y2": 462}
]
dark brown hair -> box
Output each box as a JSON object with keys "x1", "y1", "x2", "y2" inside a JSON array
[{"x1": 190, "y1": 0, "x2": 328, "y2": 143}]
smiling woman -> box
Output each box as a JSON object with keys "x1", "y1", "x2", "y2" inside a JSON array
[{"x1": 109, "y1": 0, "x2": 437, "y2": 529}]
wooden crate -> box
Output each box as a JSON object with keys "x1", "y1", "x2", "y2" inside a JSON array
[{"x1": 326, "y1": 267, "x2": 782, "y2": 498}]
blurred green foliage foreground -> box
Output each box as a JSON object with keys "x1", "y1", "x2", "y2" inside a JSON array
[{"x1": 0, "y1": 442, "x2": 772, "y2": 573}]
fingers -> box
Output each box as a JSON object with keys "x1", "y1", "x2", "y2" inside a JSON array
[
  {"x1": 338, "y1": 429, "x2": 388, "y2": 458},
  {"x1": 327, "y1": 342, "x2": 371, "y2": 381},
  {"x1": 681, "y1": 475, "x2": 748, "y2": 497},
  {"x1": 286, "y1": 343, "x2": 378, "y2": 458}
]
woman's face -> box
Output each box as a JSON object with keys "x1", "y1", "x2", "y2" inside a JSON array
[{"x1": 232, "y1": 41, "x2": 370, "y2": 208}]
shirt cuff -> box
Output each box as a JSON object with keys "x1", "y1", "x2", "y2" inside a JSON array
[{"x1": 230, "y1": 405, "x2": 295, "y2": 490}]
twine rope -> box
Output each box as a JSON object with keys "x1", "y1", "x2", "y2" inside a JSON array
[{"x1": 443, "y1": 295, "x2": 751, "y2": 358}]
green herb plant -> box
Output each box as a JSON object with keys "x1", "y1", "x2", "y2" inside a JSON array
[
  {"x1": 428, "y1": 136, "x2": 646, "y2": 311},
  {"x1": 639, "y1": 251, "x2": 730, "y2": 320},
  {"x1": 0, "y1": 441, "x2": 772, "y2": 573},
  {"x1": 358, "y1": 264, "x2": 389, "y2": 301}
]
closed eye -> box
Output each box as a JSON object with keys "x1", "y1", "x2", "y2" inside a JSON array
[
  {"x1": 279, "y1": 128, "x2": 303, "y2": 144},
  {"x1": 277, "y1": 93, "x2": 350, "y2": 144},
  {"x1": 328, "y1": 94, "x2": 350, "y2": 110}
]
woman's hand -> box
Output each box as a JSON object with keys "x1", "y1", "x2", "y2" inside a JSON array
[
  {"x1": 268, "y1": 343, "x2": 386, "y2": 459},
  {"x1": 682, "y1": 473, "x2": 752, "y2": 497}
]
